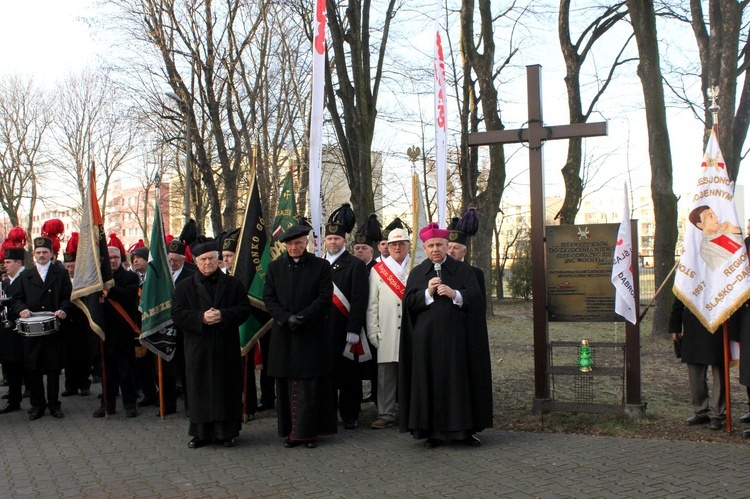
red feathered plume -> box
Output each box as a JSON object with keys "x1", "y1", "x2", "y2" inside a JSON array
[
  {"x1": 127, "y1": 239, "x2": 146, "y2": 254},
  {"x1": 108, "y1": 232, "x2": 127, "y2": 259},
  {"x1": 65, "y1": 232, "x2": 79, "y2": 255},
  {"x1": 42, "y1": 219, "x2": 65, "y2": 255},
  {"x1": 7, "y1": 226, "x2": 28, "y2": 248}
]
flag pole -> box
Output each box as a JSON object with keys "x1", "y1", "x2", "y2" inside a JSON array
[
  {"x1": 99, "y1": 337, "x2": 109, "y2": 418},
  {"x1": 709, "y1": 87, "x2": 732, "y2": 433},
  {"x1": 242, "y1": 354, "x2": 250, "y2": 424},
  {"x1": 157, "y1": 356, "x2": 165, "y2": 420},
  {"x1": 638, "y1": 259, "x2": 679, "y2": 322}
]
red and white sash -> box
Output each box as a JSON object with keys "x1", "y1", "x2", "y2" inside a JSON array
[
  {"x1": 333, "y1": 283, "x2": 372, "y2": 362},
  {"x1": 372, "y1": 261, "x2": 407, "y2": 300}
]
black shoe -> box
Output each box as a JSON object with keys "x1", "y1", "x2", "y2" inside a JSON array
[
  {"x1": 344, "y1": 420, "x2": 359, "y2": 430},
  {"x1": 92, "y1": 407, "x2": 107, "y2": 418},
  {"x1": 464, "y1": 435, "x2": 481, "y2": 447},
  {"x1": 709, "y1": 418, "x2": 724, "y2": 430},
  {"x1": 61, "y1": 389, "x2": 78, "y2": 397},
  {"x1": 22, "y1": 389, "x2": 30, "y2": 398},
  {"x1": 28, "y1": 409, "x2": 44, "y2": 421},
  {"x1": 0, "y1": 402, "x2": 20, "y2": 414},
  {"x1": 92, "y1": 376, "x2": 102, "y2": 384},
  {"x1": 685, "y1": 414, "x2": 711, "y2": 426},
  {"x1": 1, "y1": 393, "x2": 8, "y2": 400},
  {"x1": 138, "y1": 397, "x2": 157, "y2": 407},
  {"x1": 188, "y1": 437, "x2": 205, "y2": 449},
  {"x1": 424, "y1": 438, "x2": 442, "y2": 449},
  {"x1": 0, "y1": 379, "x2": 8, "y2": 387},
  {"x1": 283, "y1": 438, "x2": 299, "y2": 448},
  {"x1": 740, "y1": 412, "x2": 750, "y2": 424},
  {"x1": 126, "y1": 408, "x2": 138, "y2": 418},
  {"x1": 221, "y1": 438, "x2": 236, "y2": 447},
  {"x1": 80, "y1": 389, "x2": 91, "y2": 397},
  {"x1": 50, "y1": 408, "x2": 64, "y2": 419},
  {"x1": 305, "y1": 440, "x2": 318, "y2": 449},
  {"x1": 743, "y1": 429, "x2": 750, "y2": 439},
  {"x1": 362, "y1": 393, "x2": 374, "y2": 403}
]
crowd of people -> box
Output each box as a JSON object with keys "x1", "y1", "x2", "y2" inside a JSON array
[{"x1": 0, "y1": 208, "x2": 494, "y2": 450}]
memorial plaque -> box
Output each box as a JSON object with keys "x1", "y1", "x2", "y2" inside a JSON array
[{"x1": 546, "y1": 224, "x2": 619, "y2": 322}]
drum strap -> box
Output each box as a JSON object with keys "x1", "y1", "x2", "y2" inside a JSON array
[{"x1": 108, "y1": 298, "x2": 141, "y2": 335}]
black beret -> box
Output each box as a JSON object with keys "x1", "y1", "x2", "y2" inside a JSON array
[
  {"x1": 131, "y1": 247, "x2": 149, "y2": 260},
  {"x1": 279, "y1": 225, "x2": 311, "y2": 243}
]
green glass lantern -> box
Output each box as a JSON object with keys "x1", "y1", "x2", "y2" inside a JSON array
[{"x1": 578, "y1": 339, "x2": 593, "y2": 373}]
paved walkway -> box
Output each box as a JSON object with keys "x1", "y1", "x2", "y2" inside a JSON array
[{"x1": 1, "y1": 384, "x2": 750, "y2": 498}]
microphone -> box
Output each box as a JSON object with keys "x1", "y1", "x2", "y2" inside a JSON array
[{"x1": 434, "y1": 263, "x2": 442, "y2": 281}]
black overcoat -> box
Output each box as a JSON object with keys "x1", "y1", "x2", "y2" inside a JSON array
[
  {"x1": 263, "y1": 251, "x2": 333, "y2": 378},
  {"x1": 398, "y1": 256, "x2": 493, "y2": 435},
  {"x1": 11, "y1": 263, "x2": 72, "y2": 370},
  {"x1": 103, "y1": 266, "x2": 140, "y2": 355},
  {"x1": 327, "y1": 251, "x2": 369, "y2": 364},
  {"x1": 171, "y1": 269, "x2": 251, "y2": 426},
  {"x1": 670, "y1": 298, "x2": 724, "y2": 366}
]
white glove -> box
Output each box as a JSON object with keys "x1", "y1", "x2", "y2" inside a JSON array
[
  {"x1": 368, "y1": 333, "x2": 381, "y2": 349},
  {"x1": 346, "y1": 332, "x2": 360, "y2": 344}
]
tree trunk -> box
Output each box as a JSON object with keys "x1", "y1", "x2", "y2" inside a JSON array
[{"x1": 627, "y1": 0, "x2": 678, "y2": 338}]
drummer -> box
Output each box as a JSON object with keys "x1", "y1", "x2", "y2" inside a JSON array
[{"x1": 10, "y1": 235, "x2": 72, "y2": 420}]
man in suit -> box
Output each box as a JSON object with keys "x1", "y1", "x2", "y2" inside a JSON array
[
  {"x1": 60, "y1": 233, "x2": 93, "y2": 398},
  {"x1": 366, "y1": 228, "x2": 411, "y2": 430},
  {"x1": 11, "y1": 235, "x2": 73, "y2": 420},
  {"x1": 324, "y1": 218, "x2": 369, "y2": 429},
  {"x1": 93, "y1": 246, "x2": 141, "y2": 418},
  {"x1": 1, "y1": 244, "x2": 26, "y2": 414},
  {"x1": 352, "y1": 214, "x2": 382, "y2": 404},
  {"x1": 447, "y1": 209, "x2": 486, "y2": 302},
  {"x1": 263, "y1": 224, "x2": 336, "y2": 448}
]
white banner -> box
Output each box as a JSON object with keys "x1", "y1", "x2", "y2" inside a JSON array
[
  {"x1": 611, "y1": 183, "x2": 637, "y2": 324},
  {"x1": 434, "y1": 1, "x2": 447, "y2": 228},
  {"x1": 673, "y1": 130, "x2": 750, "y2": 331},
  {"x1": 308, "y1": 0, "x2": 327, "y2": 256}
]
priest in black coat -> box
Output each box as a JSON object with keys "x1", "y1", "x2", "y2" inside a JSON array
[
  {"x1": 399, "y1": 223, "x2": 493, "y2": 448},
  {"x1": 263, "y1": 224, "x2": 337, "y2": 448},
  {"x1": 172, "y1": 239, "x2": 252, "y2": 448}
]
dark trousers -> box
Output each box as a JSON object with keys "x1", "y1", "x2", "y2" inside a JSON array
[
  {"x1": 64, "y1": 334, "x2": 92, "y2": 392},
  {"x1": 29, "y1": 369, "x2": 60, "y2": 411},
  {"x1": 1, "y1": 360, "x2": 24, "y2": 405},
  {"x1": 258, "y1": 333, "x2": 275, "y2": 407},
  {"x1": 136, "y1": 351, "x2": 157, "y2": 400},
  {"x1": 102, "y1": 348, "x2": 138, "y2": 411},
  {"x1": 334, "y1": 362, "x2": 362, "y2": 423}
]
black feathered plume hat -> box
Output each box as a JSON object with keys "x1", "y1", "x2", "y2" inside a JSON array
[
  {"x1": 448, "y1": 208, "x2": 479, "y2": 246},
  {"x1": 354, "y1": 213, "x2": 382, "y2": 248},
  {"x1": 325, "y1": 203, "x2": 356, "y2": 238}
]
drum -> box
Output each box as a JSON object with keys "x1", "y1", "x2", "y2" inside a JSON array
[{"x1": 16, "y1": 312, "x2": 60, "y2": 337}]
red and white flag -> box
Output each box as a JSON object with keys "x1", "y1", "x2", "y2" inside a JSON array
[
  {"x1": 611, "y1": 183, "x2": 637, "y2": 324},
  {"x1": 673, "y1": 130, "x2": 750, "y2": 331},
  {"x1": 434, "y1": 0, "x2": 447, "y2": 228},
  {"x1": 308, "y1": 0, "x2": 327, "y2": 256}
]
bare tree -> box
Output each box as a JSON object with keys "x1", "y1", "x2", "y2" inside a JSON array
[
  {"x1": 320, "y1": 0, "x2": 400, "y2": 224},
  {"x1": 626, "y1": 0, "x2": 678, "y2": 338},
  {"x1": 459, "y1": 0, "x2": 523, "y2": 308},
  {"x1": 661, "y1": 0, "x2": 750, "y2": 178},
  {"x1": 0, "y1": 75, "x2": 50, "y2": 237},
  {"x1": 557, "y1": 0, "x2": 636, "y2": 224},
  {"x1": 51, "y1": 71, "x2": 135, "y2": 217}
]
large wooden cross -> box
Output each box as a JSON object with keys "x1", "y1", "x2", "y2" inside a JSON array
[{"x1": 469, "y1": 65, "x2": 642, "y2": 410}]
